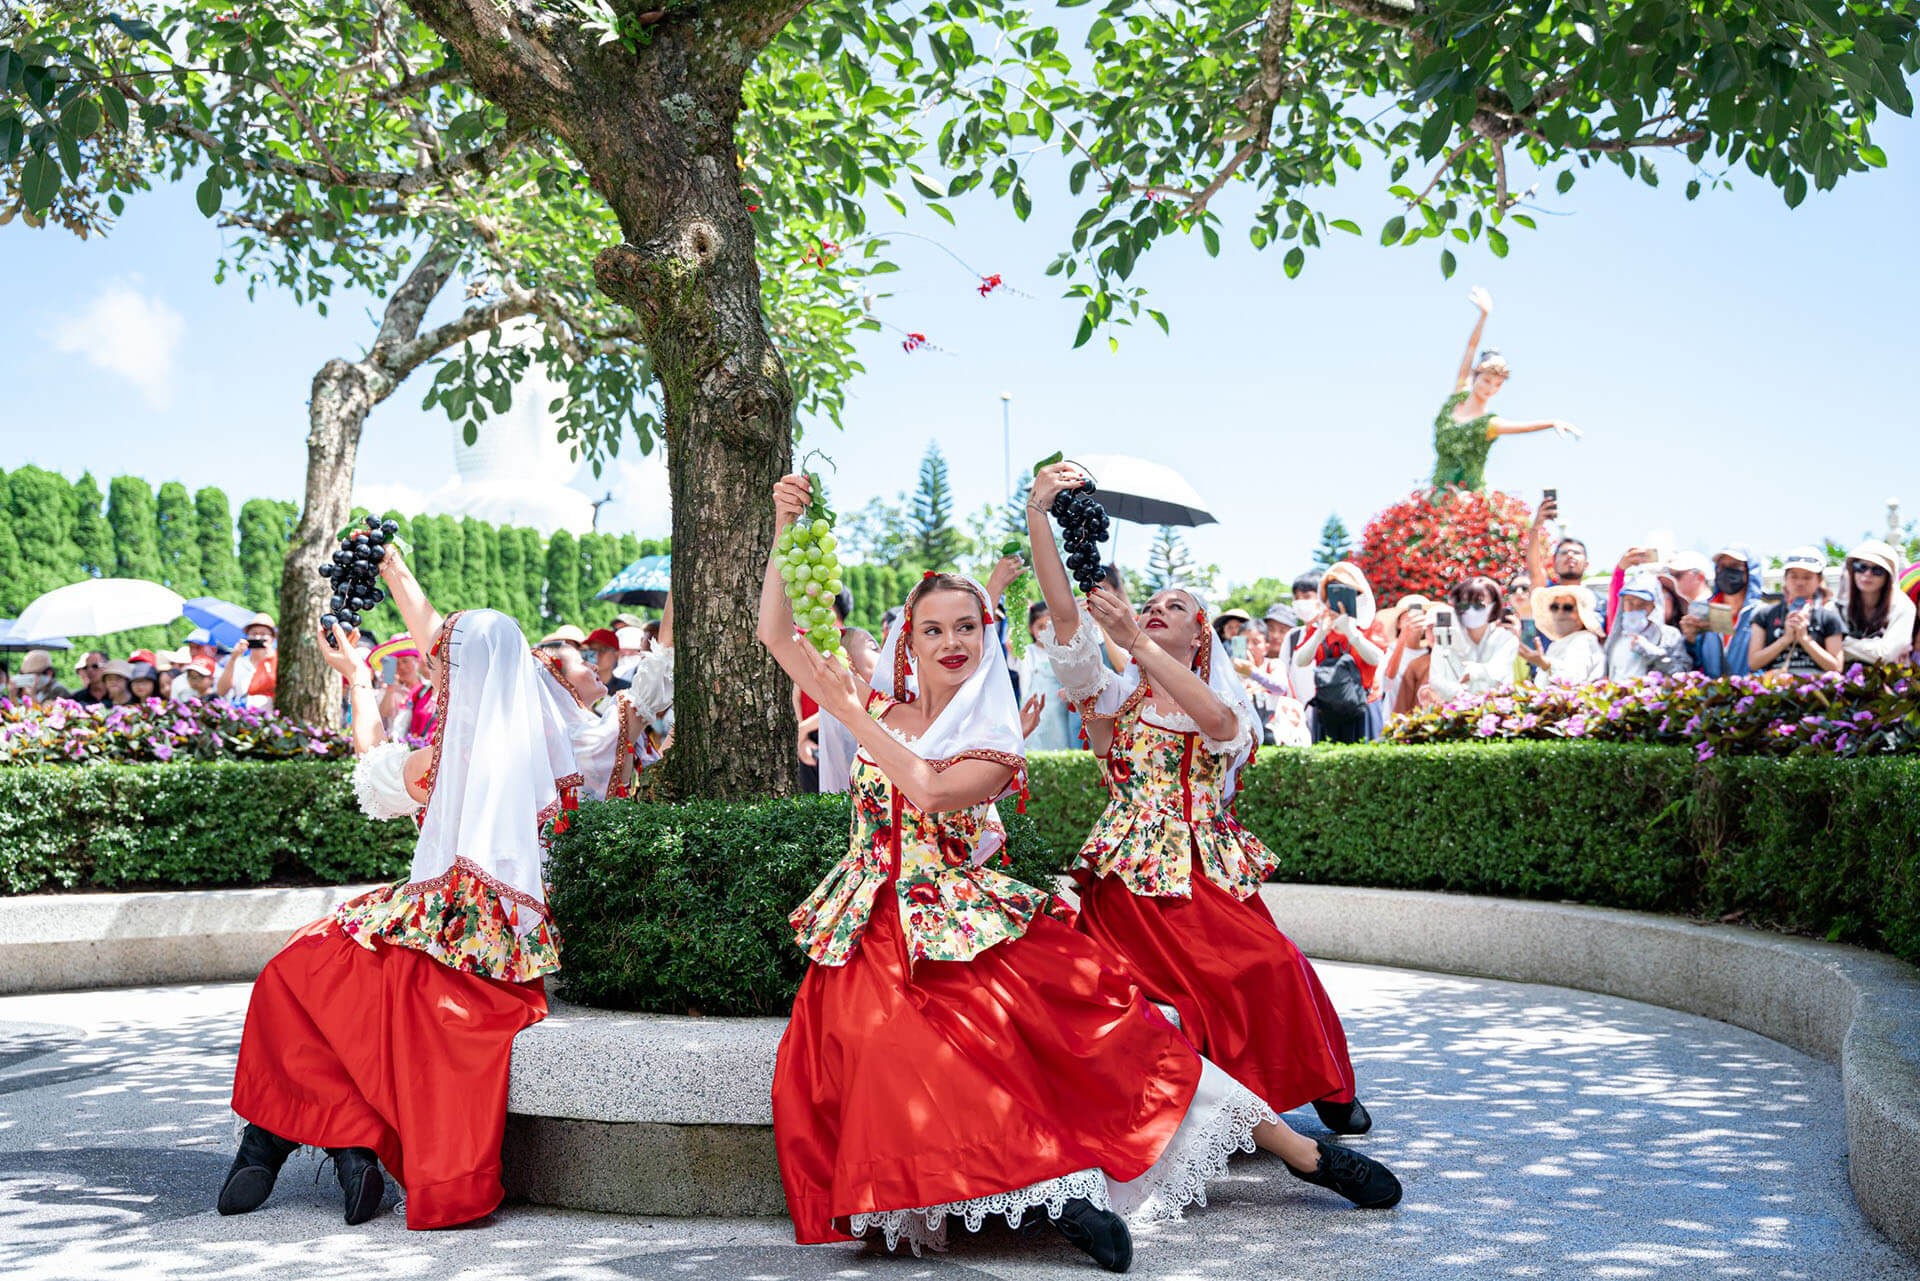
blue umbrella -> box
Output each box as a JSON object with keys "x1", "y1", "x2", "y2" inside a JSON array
[
  {"x1": 0, "y1": 620, "x2": 73, "y2": 653},
  {"x1": 182, "y1": 597, "x2": 256, "y2": 649},
  {"x1": 596, "y1": 555, "x2": 671, "y2": 607}
]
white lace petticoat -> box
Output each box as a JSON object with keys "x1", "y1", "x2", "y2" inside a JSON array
[{"x1": 847, "y1": 1058, "x2": 1275, "y2": 1254}]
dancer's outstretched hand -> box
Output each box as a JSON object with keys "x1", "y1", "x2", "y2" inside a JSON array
[
  {"x1": 1469, "y1": 285, "x2": 1492, "y2": 315},
  {"x1": 1085, "y1": 586, "x2": 1142, "y2": 650},
  {"x1": 800, "y1": 642, "x2": 862, "y2": 719},
  {"x1": 315, "y1": 621, "x2": 366, "y2": 677},
  {"x1": 1020, "y1": 692, "x2": 1046, "y2": 739},
  {"x1": 1553, "y1": 421, "x2": 1583, "y2": 441},
  {"x1": 1029, "y1": 461, "x2": 1086, "y2": 513}
]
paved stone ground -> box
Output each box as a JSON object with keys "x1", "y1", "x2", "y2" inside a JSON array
[{"x1": 2, "y1": 963, "x2": 1913, "y2": 1281}]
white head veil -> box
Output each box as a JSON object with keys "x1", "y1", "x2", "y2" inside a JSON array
[
  {"x1": 1104, "y1": 586, "x2": 1262, "y2": 800},
  {"x1": 869, "y1": 573, "x2": 1026, "y2": 774},
  {"x1": 532, "y1": 649, "x2": 630, "y2": 801},
  {"x1": 407, "y1": 610, "x2": 582, "y2": 920}
]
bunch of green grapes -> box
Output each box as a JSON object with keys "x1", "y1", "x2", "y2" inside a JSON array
[
  {"x1": 777, "y1": 471, "x2": 845, "y2": 655},
  {"x1": 998, "y1": 537, "x2": 1033, "y2": 656}
]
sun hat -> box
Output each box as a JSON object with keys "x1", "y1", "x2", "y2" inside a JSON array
[
  {"x1": 246, "y1": 612, "x2": 277, "y2": 634},
  {"x1": 370, "y1": 633, "x2": 421, "y2": 664},
  {"x1": 20, "y1": 650, "x2": 53, "y2": 676},
  {"x1": 104, "y1": 660, "x2": 136, "y2": 680},
  {"x1": 1264, "y1": 603, "x2": 1299, "y2": 628},
  {"x1": 188, "y1": 658, "x2": 216, "y2": 677},
  {"x1": 1531, "y1": 584, "x2": 1602, "y2": 636},
  {"x1": 615, "y1": 626, "x2": 647, "y2": 651},
  {"x1": 538, "y1": 624, "x2": 587, "y2": 648},
  {"x1": 1668, "y1": 550, "x2": 1713, "y2": 577}
]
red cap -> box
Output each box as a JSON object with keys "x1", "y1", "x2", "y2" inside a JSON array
[
  {"x1": 130, "y1": 650, "x2": 159, "y2": 665},
  {"x1": 189, "y1": 658, "x2": 216, "y2": 677},
  {"x1": 583, "y1": 628, "x2": 620, "y2": 651}
]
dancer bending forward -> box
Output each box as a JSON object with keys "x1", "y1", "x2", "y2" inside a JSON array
[
  {"x1": 218, "y1": 604, "x2": 579, "y2": 1229},
  {"x1": 1028, "y1": 461, "x2": 1374, "y2": 1137},
  {"x1": 762, "y1": 475, "x2": 1398, "y2": 1273}
]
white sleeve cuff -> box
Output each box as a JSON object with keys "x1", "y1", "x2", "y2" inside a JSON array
[
  {"x1": 625, "y1": 647, "x2": 675, "y2": 718},
  {"x1": 1037, "y1": 609, "x2": 1114, "y2": 706},
  {"x1": 351, "y1": 740, "x2": 422, "y2": 821}
]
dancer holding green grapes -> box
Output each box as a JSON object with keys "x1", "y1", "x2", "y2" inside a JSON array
[
  {"x1": 761, "y1": 474, "x2": 1398, "y2": 1272},
  {"x1": 1027, "y1": 461, "x2": 1379, "y2": 1143}
]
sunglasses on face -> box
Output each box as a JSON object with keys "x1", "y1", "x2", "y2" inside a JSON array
[
  {"x1": 1848, "y1": 561, "x2": 1889, "y2": 577},
  {"x1": 1547, "y1": 603, "x2": 1578, "y2": 614}
]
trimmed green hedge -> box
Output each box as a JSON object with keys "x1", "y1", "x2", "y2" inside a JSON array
[
  {"x1": 544, "y1": 794, "x2": 1062, "y2": 1015},
  {"x1": 0, "y1": 761, "x2": 415, "y2": 894},
  {"x1": 1025, "y1": 745, "x2": 1920, "y2": 966}
]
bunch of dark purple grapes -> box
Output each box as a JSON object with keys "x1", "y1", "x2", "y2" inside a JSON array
[
  {"x1": 1049, "y1": 481, "x2": 1110, "y2": 594},
  {"x1": 317, "y1": 515, "x2": 396, "y2": 638}
]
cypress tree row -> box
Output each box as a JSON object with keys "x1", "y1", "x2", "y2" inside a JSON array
[
  {"x1": 154, "y1": 481, "x2": 203, "y2": 593},
  {"x1": 518, "y1": 527, "x2": 547, "y2": 624},
  {"x1": 0, "y1": 471, "x2": 25, "y2": 617},
  {"x1": 545, "y1": 529, "x2": 581, "y2": 625},
  {"x1": 73, "y1": 473, "x2": 116, "y2": 580},
  {"x1": 11, "y1": 466, "x2": 79, "y2": 605},
  {"x1": 235, "y1": 498, "x2": 290, "y2": 614},
  {"x1": 193, "y1": 486, "x2": 241, "y2": 600}
]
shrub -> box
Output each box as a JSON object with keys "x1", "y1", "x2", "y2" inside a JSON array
[
  {"x1": 1387, "y1": 664, "x2": 1920, "y2": 758},
  {"x1": 0, "y1": 696, "x2": 351, "y2": 766},
  {"x1": 1355, "y1": 487, "x2": 1533, "y2": 601},
  {"x1": 544, "y1": 793, "x2": 1066, "y2": 1015},
  {"x1": 0, "y1": 760, "x2": 414, "y2": 894},
  {"x1": 1021, "y1": 744, "x2": 1920, "y2": 966}
]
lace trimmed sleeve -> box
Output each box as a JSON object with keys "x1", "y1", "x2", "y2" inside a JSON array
[
  {"x1": 351, "y1": 740, "x2": 423, "y2": 821},
  {"x1": 1037, "y1": 607, "x2": 1122, "y2": 712},
  {"x1": 624, "y1": 646, "x2": 675, "y2": 718}
]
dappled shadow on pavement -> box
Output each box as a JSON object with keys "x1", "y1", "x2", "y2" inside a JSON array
[{"x1": 0, "y1": 968, "x2": 1910, "y2": 1280}]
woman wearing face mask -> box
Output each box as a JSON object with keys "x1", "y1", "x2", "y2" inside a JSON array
[
  {"x1": 1424, "y1": 577, "x2": 1520, "y2": 703},
  {"x1": 1015, "y1": 601, "x2": 1077, "y2": 751},
  {"x1": 1526, "y1": 584, "x2": 1606, "y2": 684},
  {"x1": 8, "y1": 651, "x2": 73, "y2": 706},
  {"x1": 1028, "y1": 464, "x2": 1395, "y2": 1168},
  {"x1": 1287, "y1": 562, "x2": 1390, "y2": 743},
  {"x1": 1604, "y1": 572, "x2": 1690, "y2": 681},
  {"x1": 765, "y1": 476, "x2": 1393, "y2": 1272},
  {"x1": 1838, "y1": 541, "x2": 1916, "y2": 667}
]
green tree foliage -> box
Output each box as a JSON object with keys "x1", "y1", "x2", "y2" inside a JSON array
[
  {"x1": 106, "y1": 476, "x2": 162, "y2": 581},
  {"x1": 0, "y1": 472, "x2": 24, "y2": 616},
  {"x1": 1220, "y1": 576, "x2": 1295, "y2": 620},
  {"x1": 1314, "y1": 514, "x2": 1355, "y2": 568},
  {"x1": 909, "y1": 442, "x2": 963, "y2": 569},
  {"x1": 7, "y1": 465, "x2": 76, "y2": 603},
  {"x1": 235, "y1": 498, "x2": 291, "y2": 615},
  {"x1": 1145, "y1": 525, "x2": 1196, "y2": 592},
  {"x1": 191, "y1": 486, "x2": 239, "y2": 599},
  {"x1": 544, "y1": 529, "x2": 581, "y2": 625},
  {"x1": 153, "y1": 480, "x2": 201, "y2": 592},
  {"x1": 68, "y1": 472, "x2": 110, "y2": 579}
]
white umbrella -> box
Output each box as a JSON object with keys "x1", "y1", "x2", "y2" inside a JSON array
[
  {"x1": 7, "y1": 579, "x2": 186, "y2": 641},
  {"x1": 1072, "y1": 453, "x2": 1218, "y2": 528}
]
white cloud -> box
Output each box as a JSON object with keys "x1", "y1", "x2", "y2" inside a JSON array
[{"x1": 50, "y1": 281, "x2": 185, "y2": 410}]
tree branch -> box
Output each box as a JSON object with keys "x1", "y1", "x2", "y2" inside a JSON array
[
  {"x1": 370, "y1": 62, "x2": 465, "y2": 102},
  {"x1": 1414, "y1": 135, "x2": 1476, "y2": 203},
  {"x1": 1320, "y1": 0, "x2": 1422, "y2": 29}
]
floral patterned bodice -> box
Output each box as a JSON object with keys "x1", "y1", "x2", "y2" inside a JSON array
[
  {"x1": 1079, "y1": 686, "x2": 1277, "y2": 900},
  {"x1": 332, "y1": 863, "x2": 561, "y2": 983},
  {"x1": 1431, "y1": 390, "x2": 1497, "y2": 491},
  {"x1": 788, "y1": 693, "x2": 1062, "y2": 968}
]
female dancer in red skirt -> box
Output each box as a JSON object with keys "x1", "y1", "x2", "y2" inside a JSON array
[
  {"x1": 217, "y1": 598, "x2": 580, "y2": 1229},
  {"x1": 762, "y1": 475, "x2": 1397, "y2": 1272},
  {"x1": 1026, "y1": 461, "x2": 1373, "y2": 1138}
]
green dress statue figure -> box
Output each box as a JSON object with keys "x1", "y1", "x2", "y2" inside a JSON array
[{"x1": 1432, "y1": 287, "x2": 1583, "y2": 492}]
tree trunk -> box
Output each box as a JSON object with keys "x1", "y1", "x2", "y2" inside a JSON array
[
  {"x1": 404, "y1": 1, "x2": 803, "y2": 798},
  {"x1": 274, "y1": 361, "x2": 376, "y2": 726}
]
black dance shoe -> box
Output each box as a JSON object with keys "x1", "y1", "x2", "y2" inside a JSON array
[
  {"x1": 326, "y1": 1146, "x2": 387, "y2": 1225},
  {"x1": 1312, "y1": 1097, "x2": 1374, "y2": 1135},
  {"x1": 216, "y1": 1123, "x2": 300, "y2": 1215},
  {"x1": 1287, "y1": 1138, "x2": 1402, "y2": 1209},
  {"x1": 1055, "y1": 1196, "x2": 1133, "y2": 1273}
]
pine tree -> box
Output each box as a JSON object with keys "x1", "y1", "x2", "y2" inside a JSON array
[
  {"x1": 1145, "y1": 525, "x2": 1195, "y2": 592},
  {"x1": 1313, "y1": 513, "x2": 1354, "y2": 568},
  {"x1": 191, "y1": 486, "x2": 240, "y2": 599},
  {"x1": 0, "y1": 472, "x2": 24, "y2": 616},
  {"x1": 8, "y1": 465, "x2": 78, "y2": 603},
  {"x1": 545, "y1": 529, "x2": 581, "y2": 624},
  {"x1": 909, "y1": 442, "x2": 961, "y2": 568},
  {"x1": 518, "y1": 527, "x2": 547, "y2": 627},
  {"x1": 154, "y1": 481, "x2": 202, "y2": 593},
  {"x1": 235, "y1": 497, "x2": 288, "y2": 614},
  {"x1": 108, "y1": 477, "x2": 165, "y2": 582}
]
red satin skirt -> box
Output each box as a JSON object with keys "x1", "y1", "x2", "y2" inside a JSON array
[
  {"x1": 1075, "y1": 859, "x2": 1356, "y2": 1114},
  {"x1": 230, "y1": 920, "x2": 548, "y2": 1230},
  {"x1": 773, "y1": 891, "x2": 1201, "y2": 1244}
]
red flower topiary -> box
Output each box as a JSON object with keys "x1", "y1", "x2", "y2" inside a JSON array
[{"x1": 1356, "y1": 487, "x2": 1534, "y2": 601}]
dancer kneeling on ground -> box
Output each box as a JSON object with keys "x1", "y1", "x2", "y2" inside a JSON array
[
  {"x1": 218, "y1": 601, "x2": 580, "y2": 1229},
  {"x1": 1026, "y1": 461, "x2": 1377, "y2": 1141},
  {"x1": 761, "y1": 475, "x2": 1399, "y2": 1274}
]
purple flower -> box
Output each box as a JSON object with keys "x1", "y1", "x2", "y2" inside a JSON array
[
  {"x1": 1694, "y1": 741, "x2": 1715, "y2": 762},
  {"x1": 1476, "y1": 714, "x2": 1500, "y2": 738},
  {"x1": 1685, "y1": 716, "x2": 1702, "y2": 734},
  {"x1": 151, "y1": 739, "x2": 174, "y2": 762},
  {"x1": 1564, "y1": 716, "x2": 1589, "y2": 738}
]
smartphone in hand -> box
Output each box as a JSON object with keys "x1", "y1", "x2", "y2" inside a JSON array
[{"x1": 1325, "y1": 582, "x2": 1361, "y2": 618}]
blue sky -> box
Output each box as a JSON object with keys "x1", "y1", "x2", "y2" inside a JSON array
[{"x1": 4, "y1": 101, "x2": 1915, "y2": 591}]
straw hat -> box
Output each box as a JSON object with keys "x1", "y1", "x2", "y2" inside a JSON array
[{"x1": 1531, "y1": 584, "x2": 1602, "y2": 637}]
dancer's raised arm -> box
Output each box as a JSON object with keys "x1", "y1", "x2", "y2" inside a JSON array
[
  {"x1": 1454, "y1": 286, "x2": 1492, "y2": 390},
  {"x1": 1025, "y1": 460, "x2": 1086, "y2": 644},
  {"x1": 379, "y1": 544, "x2": 446, "y2": 653},
  {"x1": 1086, "y1": 587, "x2": 1238, "y2": 742}
]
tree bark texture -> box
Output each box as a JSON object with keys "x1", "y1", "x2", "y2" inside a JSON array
[{"x1": 403, "y1": 0, "x2": 805, "y2": 798}]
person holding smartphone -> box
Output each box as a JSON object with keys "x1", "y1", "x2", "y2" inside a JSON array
[
  {"x1": 1750, "y1": 547, "x2": 1845, "y2": 675},
  {"x1": 1420, "y1": 576, "x2": 1521, "y2": 703},
  {"x1": 1287, "y1": 562, "x2": 1389, "y2": 743}
]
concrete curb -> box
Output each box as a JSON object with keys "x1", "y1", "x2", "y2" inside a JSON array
[{"x1": 0, "y1": 884, "x2": 378, "y2": 995}]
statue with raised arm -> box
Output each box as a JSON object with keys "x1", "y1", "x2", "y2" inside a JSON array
[{"x1": 1431, "y1": 287, "x2": 1583, "y2": 492}]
